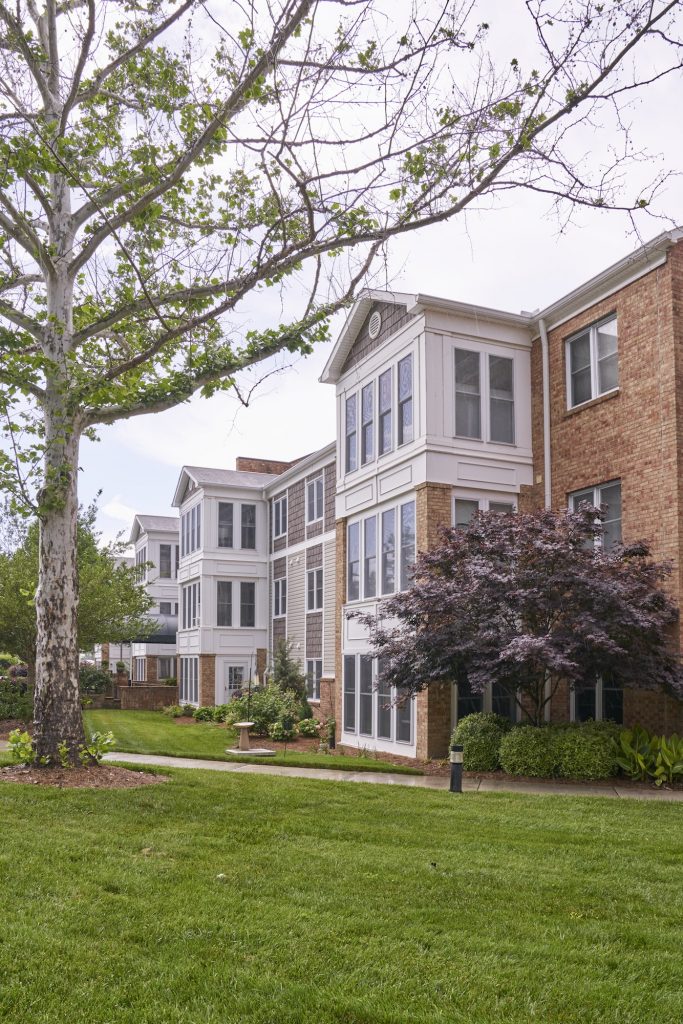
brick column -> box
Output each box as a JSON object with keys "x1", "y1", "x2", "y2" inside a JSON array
[
  {"x1": 334, "y1": 517, "x2": 347, "y2": 745},
  {"x1": 415, "y1": 481, "x2": 452, "y2": 552},
  {"x1": 198, "y1": 654, "x2": 216, "y2": 706},
  {"x1": 146, "y1": 657, "x2": 158, "y2": 684},
  {"x1": 319, "y1": 677, "x2": 336, "y2": 720}
]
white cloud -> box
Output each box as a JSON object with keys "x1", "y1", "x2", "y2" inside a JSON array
[{"x1": 102, "y1": 496, "x2": 139, "y2": 523}]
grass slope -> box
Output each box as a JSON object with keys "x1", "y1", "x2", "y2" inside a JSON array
[
  {"x1": 0, "y1": 769, "x2": 681, "y2": 1024},
  {"x1": 83, "y1": 709, "x2": 421, "y2": 774}
]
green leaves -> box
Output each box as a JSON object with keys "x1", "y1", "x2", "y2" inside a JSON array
[{"x1": 616, "y1": 726, "x2": 683, "y2": 786}]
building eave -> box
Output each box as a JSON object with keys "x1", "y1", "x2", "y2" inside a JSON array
[{"x1": 319, "y1": 289, "x2": 416, "y2": 385}]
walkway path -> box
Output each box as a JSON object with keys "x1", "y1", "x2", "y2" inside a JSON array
[{"x1": 102, "y1": 751, "x2": 683, "y2": 801}]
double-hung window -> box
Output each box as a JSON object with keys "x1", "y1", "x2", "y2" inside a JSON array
[
  {"x1": 218, "y1": 502, "x2": 234, "y2": 548},
  {"x1": 378, "y1": 369, "x2": 392, "y2": 456},
  {"x1": 181, "y1": 505, "x2": 201, "y2": 556},
  {"x1": 455, "y1": 349, "x2": 515, "y2": 444},
  {"x1": 274, "y1": 577, "x2": 287, "y2": 618},
  {"x1": 567, "y1": 316, "x2": 618, "y2": 408},
  {"x1": 241, "y1": 504, "x2": 256, "y2": 549},
  {"x1": 347, "y1": 522, "x2": 360, "y2": 601},
  {"x1": 345, "y1": 394, "x2": 357, "y2": 473},
  {"x1": 489, "y1": 355, "x2": 514, "y2": 443},
  {"x1": 217, "y1": 581, "x2": 232, "y2": 627},
  {"x1": 306, "y1": 659, "x2": 322, "y2": 701},
  {"x1": 569, "y1": 480, "x2": 622, "y2": 550},
  {"x1": 363, "y1": 516, "x2": 377, "y2": 598},
  {"x1": 397, "y1": 355, "x2": 413, "y2": 445},
  {"x1": 361, "y1": 383, "x2": 374, "y2": 465},
  {"x1": 454, "y1": 349, "x2": 481, "y2": 439},
  {"x1": 273, "y1": 496, "x2": 287, "y2": 539},
  {"x1": 159, "y1": 544, "x2": 172, "y2": 579},
  {"x1": 240, "y1": 581, "x2": 256, "y2": 627},
  {"x1": 307, "y1": 567, "x2": 323, "y2": 611},
  {"x1": 381, "y1": 509, "x2": 396, "y2": 594},
  {"x1": 181, "y1": 581, "x2": 201, "y2": 629},
  {"x1": 306, "y1": 477, "x2": 323, "y2": 523},
  {"x1": 399, "y1": 502, "x2": 415, "y2": 591},
  {"x1": 159, "y1": 601, "x2": 172, "y2": 615}
]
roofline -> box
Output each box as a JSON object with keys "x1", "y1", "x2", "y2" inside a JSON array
[
  {"x1": 263, "y1": 440, "x2": 336, "y2": 494},
  {"x1": 172, "y1": 465, "x2": 281, "y2": 507},
  {"x1": 533, "y1": 227, "x2": 683, "y2": 333},
  {"x1": 319, "y1": 288, "x2": 415, "y2": 384},
  {"x1": 128, "y1": 513, "x2": 178, "y2": 545},
  {"x1": 409, "y1": 293, "x2": 532, "y2": 328}
]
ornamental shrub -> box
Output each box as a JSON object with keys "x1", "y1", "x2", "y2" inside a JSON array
[
  {"x1": 298, "y1": 717, "x2": 321, "y2": 738},
  {"x1": 224, "y1": 686, "x2": 301, "y2": 736},
  {"x1": 452, "y1": 712, "x2": 513, "y2": 771},
  {"x1": 78, "y1": 666, "x2": 111, "y2": 694},
  {"x1": 0, "y1": 680, "x2": 33, "y2": 721},
  {"x1": 554, "y1": 724, "x2": 619, "y2": 780},
  {"x1": 268, "y1": 718, "x2": 298, "y2": 742},
  {"x1": 192, "y1": 706, "x2": 216, "y2": 722},
  {"x1": 161, "y1": 704, "x2": 183, "y2": 718},
  {"x1": 499, "y1": 725, "x2": 559, "y2": 777}
]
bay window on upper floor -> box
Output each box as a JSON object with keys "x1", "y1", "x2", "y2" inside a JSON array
[
  {"x1": 241, "y1": 504, "x2": 256, "y2": 550},
  {"x1": 397, "y1": 354, "x2": 413, "y2": 445},
  {"x1": 347, "y1": 498, "x2": 415, "y2": 602},
  {"x1": 342, "y1": 351, "x2": 415, "y2": 475},
  {"x1": 345, "y1": 394, "x2": 357, "y2": 473},
  {"x1": 378, "y1": 368, "x2": 392, "y2": 456},
  {"x1": 181, "y1": 580, "x2": 201, "y2": 629},
  {"x1": 361, "y1": 383, "x2": 374, "y2": 465},
  {"x1": 454, "y1": 348, "x2": 515, "y2": 444},
  {"x1": 181, "y1": 503, "x2": 201, "y2": 557},
  {"x1": 218, "y1": 502, "x2": 234, "y2": 547},
  {"x1": 566, "y1": 315, "x2": 618, "y2": 409}
]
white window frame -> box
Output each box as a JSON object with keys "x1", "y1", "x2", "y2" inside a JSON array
[
  {"x1": 158, "y1": 656, "x2": 175, "y2": 680},
  {"x1": 306, "y1": 476, "x2": 324, "y2": 524},
  {"x1": 179, "y1": 656, "x2": 199, "y2": 705},
  {"x1": 180, "y1": 503, "x2": 202, "y2": 558},
  {"x1": 452, "y1": 494, "x2": 517, "y2": 528},
  {"x1": 273, "y1": 577, "x2": 287, "y2": 618},
  {"x1": 306, "y1": 659, "x2": 322, "y2": 701},
  {"x1": 240, "y1": 503, "x2": 257, "y2": 550},
  {"x1": 181, "y1": 580, "x2": 201, "y2": 629},
  {"x1": 273, "y1": 496, "x2": 287, "y2": 539},
  {"x1": 453, "y1": 680, "x2": 521, "y2": 726},
  {"x1": 565, "y1": 314, "x2": 618, "y2": 409},
  {"x1": 570, "y1": 677, "x2": 624, "y2": 724},
  {"x1": 568, "y1": 479, "x2": 622, "y2": 550},
  {"x1": 342, "y1": 654, "x2": 414, "y2": 745},
  {"x1": 216, "y1": 580, "x2": 232, "y2": 628},
  {"x1": 307, "y1": 567, "x2": 323, "y2": 611},
  {"x1": 240, "y1": 580, "x2": 256, "y2": 628},
  {"x1": 453, "y1": 346, "x2": 517, "y2": 446},
  {"x1": 346, "y1": 498, "x2": 416, "y2": 603}
]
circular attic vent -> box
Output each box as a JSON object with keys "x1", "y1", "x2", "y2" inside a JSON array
[{"x1": 368, "y1": 309, "x2": 382, "y2": 339}]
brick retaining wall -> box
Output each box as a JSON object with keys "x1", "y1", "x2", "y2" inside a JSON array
[{"x1": 120, "y1": 685, "x2": 178, "y2": 710}]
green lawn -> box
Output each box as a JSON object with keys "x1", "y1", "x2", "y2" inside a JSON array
[
  {"x1": 0, "y1": 768, "x2": 681, "y2": 1023},
  {"x1": 83, "y1": 709, "x2": 422, "y2": 774}
]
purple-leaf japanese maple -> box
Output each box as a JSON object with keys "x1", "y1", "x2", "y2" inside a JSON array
[{"x1": 359, "y1": 505, "x2": 683, "y2": 725}]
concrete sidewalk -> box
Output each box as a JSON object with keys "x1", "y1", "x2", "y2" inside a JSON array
[{"x1": 102, "y1": 751, "x2": 683, "y2": 801}]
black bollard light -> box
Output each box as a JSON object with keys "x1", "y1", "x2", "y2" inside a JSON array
[{"x1": 450, "y1": 744, "x2": 463, "y2": 793}]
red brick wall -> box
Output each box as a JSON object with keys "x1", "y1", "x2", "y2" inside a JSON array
[
  {"x1": 199, "y1": 654, "x2": 216, "y2": 706},
  {"x1": 235, "y1": 457, "x2": 294, "y2": 475},
  {"x1": 120, "y1": 685, "x2": 177, "y2": 710}
]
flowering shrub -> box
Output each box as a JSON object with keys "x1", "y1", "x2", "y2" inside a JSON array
[{"x1": 224, "y1": 686, "x2": 301, "y2": 736}]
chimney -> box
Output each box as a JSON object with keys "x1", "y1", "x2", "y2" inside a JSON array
[{"x1": 235, "y1": 456, "x2": 295, "y2": 476}]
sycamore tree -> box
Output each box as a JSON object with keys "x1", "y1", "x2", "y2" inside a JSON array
[
  {"x1": 0, "y1": 1, "x2": 681, "y2": 761},
  {"x1": 360, "y1": 506, "x2": 683, "y2": 725},
  {"x1": 0, "y1": 503, "x2": 154, "y2": 677}
]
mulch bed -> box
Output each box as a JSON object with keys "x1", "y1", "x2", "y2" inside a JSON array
[{"x1": 0, "y1": 764, "x2": 169, "y2": 789}]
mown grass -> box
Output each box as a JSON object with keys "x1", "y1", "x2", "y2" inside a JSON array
[
  {"x1": 83, "y1": 709, "x2": 422, "y2": 774},
  {"x1": 0, "y1": 768, "x2": 681, "y2": 1024}
]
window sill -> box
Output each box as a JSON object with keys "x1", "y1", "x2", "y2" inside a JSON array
[
  {"x1": 565, "y1": 388, "x2": 619, "y2": 418},
  {"x1": 306, "y1": 517, "x2": 324, "y2": 527}
]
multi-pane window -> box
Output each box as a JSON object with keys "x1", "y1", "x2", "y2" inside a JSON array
[
  {"x1": 343, "y1": 654, "x2": 414, "y2": 744},
  {"x1": 347, "y1": 500, "x2": 415, "y2": 601},
  {"x1": 364, "y1": 516, "x2": 377, "y2": 598},
  {"x1": 226, "y1": 666, "x2": 244, "y2": 700},
  {"x1": 378, "y1": 369, "x2": 392, "y2": 456},
  {"x1": 489, "y1": 355, "x2": 514, "y2": 444},
  {"x1": 455, "y1": 497, "x2": 515, "y2": 528},
  {"x1": 399, "y1": 501, "x2": 415, "y2": 591},
  {"x1": 573, "y1": 674, "x2": 623, "y2": 724},
  {"x1": 345, "y1": 394, "x2": 357, "y2": 473},
  {"x1": 159, "y1": 602, "x2": 172, "y2": 615},
  {"x1": 179, "y1": 657, "x2": 199, "y2": 705},
  {"x1": 159, "y1": 543, "x2": 172, "y2": 579},
  {"x1": 181, "y1": 504, "x2": 201, "y2": 557},
  {"x1": 218, "y1": 502, "x2": 234, "y2": 548},
  {"x1": 569, "y1": 480, "x2": 622, "y2": 550},
  {"x1": 397, "y1": 355, "x2": 413, "y2": 446},
  {"x1": 361, "y1": 383, "x2": 374, "y2": 465},
  {"x1": 307, "y1": 477, "x2": 323, "y2": 523},
  {"x1": 381, "y1": 509, "x2": 395, "y2": 594},
  {"x1": 241, "y1": 505, "x2": 256, "y2": 549},
  {"x1": 181, "y1": 581, "x2": 201, "y2": 629},
  {"x1": 158, "y1": 657, "x2": 174, "y2": 680},
  {"x1": 454, "y1": 348, "x2": 481, "y2": 439},
  {"x1": 347, "y1": 522, "x2": 360, "y2": 601},
  {"x1": 306, "y1": 659, "x2": 322, "y2": 701},
  {"x1": 135, "y1": 545, "x2": 147, "y2": 581},
  {"x1": 217, "y1": 581, "x2": 232, "y2": 627},
  {"x1": 567, "y1": 315, "x2": 618, "y2": 408},
  {"x1": 456, "y1": 675, "x2": 517, "y2": 724},
  {"x1": 307, "y1": 567, "x2": 323, "y2": 611},
  {"x1": 273, "y1": 496, "x2": 287, "y2": 539},
  {"x1": 274, "y1": 577, "x2": 287, "y2": 618},
  {"x1": 240, "y1": 581, "x2": 256, "y2": 627},
  {"x1": 133, "y1": 657, "x2": 145, "y2": 682}
]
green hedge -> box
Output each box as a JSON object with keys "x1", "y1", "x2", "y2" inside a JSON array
[
  {"x1": 0, "y1": 681, "x2": 32, "y2": 722},
  {"x1": 499, "y1": 722, "x2": 620, "y2": 780},
  {"x1": 452, "y1": 712, "x2": 513, "y2": 771},
  {"x1": 499, "y1": 726, "x2": 559, "y2": 777}
]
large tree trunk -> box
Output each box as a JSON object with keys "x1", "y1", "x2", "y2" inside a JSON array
[{"x1": 33, "y1": 411, "x2": 84, "y2": 763}]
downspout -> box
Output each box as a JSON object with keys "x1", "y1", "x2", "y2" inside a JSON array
[
  {"x1": 539, "y1": 317, "x2": 552, "y2": 722},
  {"x1": 539, "y1": 318, "x2": 552, "y2": 509}
]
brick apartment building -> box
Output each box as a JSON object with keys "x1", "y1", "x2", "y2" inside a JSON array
[{"x1": 129, "y1": 227, "x2": 683, "y2": 760}]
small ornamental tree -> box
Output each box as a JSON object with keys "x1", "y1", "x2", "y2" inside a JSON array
[
  {"x1": 360, "y1": 505, "x2": 683, "y2": 725},
  {"x1": 270, "y1": 638, "x2": 308, "y2": 700}
]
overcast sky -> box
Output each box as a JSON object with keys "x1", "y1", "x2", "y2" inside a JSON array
[{"x1": 77, "y1": 1, "x2": 683, "y2": 548}]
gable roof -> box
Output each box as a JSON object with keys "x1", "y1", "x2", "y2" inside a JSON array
[
  {"x1": 129, "y1": 514, "x2": 179, "y2": 545},
  {"x1": 319, "y1": 289, "x2": 415, "y2": 384},
  {"x1": 172, "y1": 465, "x2": 280, "y2": 507}
]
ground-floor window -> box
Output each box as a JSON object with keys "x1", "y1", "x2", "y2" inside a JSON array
[
  {"x1": 343, "y1": 654, "x2": 414, "y2": 745},
  {"x1": 226, "y1": 665, "x2": 244, "y2": 701},
  {"x1": 158, "y1": 656, "x2": 175, "y2": 680},
  {"x1": 306, "y1": 659, "x2": 322, "y2": 701},
  {"x1": 455, "y1": 677, "x2": 517, "y2": 724},
  {"x1": 572, "y1": 675, "x2": 623, "y2": 724},
  {"x1": 180, "y1": 656, "x2": 199, "y2": 705},
  {"x1": 133, "y1": 657, "x2": 145, "y2": 682}
]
